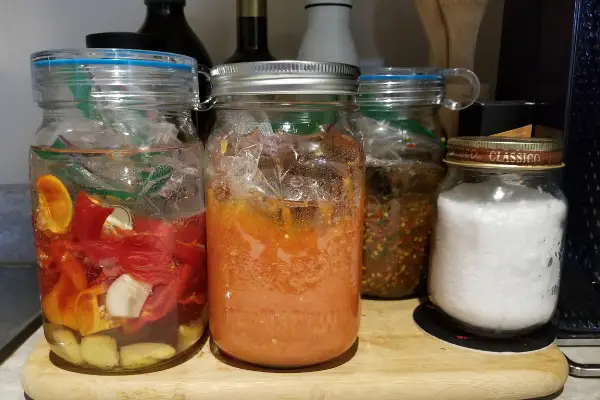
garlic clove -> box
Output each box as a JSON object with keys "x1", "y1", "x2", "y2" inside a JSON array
[
  {"x1": 48, "y1": 328, "x2": 83, "y2": 365},
  {"x1": 80, "y1": 335, "x2": 119, "y2": 369},
  {"x1": 120, "y1": 343, "x2": 176, "y2": 369},
  {"x1": 105, "y1": 274, "x2": 152, "y2": 318},
  {"x1": 177, "y1": 318, "x2": 205, "y2": 352}
]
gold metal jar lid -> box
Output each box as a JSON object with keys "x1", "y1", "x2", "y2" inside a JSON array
[{"x1": 444, "y1": 137, "x2": 565, "y2": 169}]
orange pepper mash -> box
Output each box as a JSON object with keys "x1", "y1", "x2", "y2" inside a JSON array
[{"x1": 207, "y1": 186, "x2": 363, "y2": 367}]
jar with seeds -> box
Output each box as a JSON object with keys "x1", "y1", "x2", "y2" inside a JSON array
[{"x1": 358, "y1": 67, "x2": 479, "y2": 299}]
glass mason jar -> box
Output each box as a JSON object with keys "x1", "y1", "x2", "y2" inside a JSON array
[
  {"x1": 429, "y1": 137, "x2": 567, "y2": 337},
  {"x1": 357, "y1": 68, "x2": 479, "y2": 299},
  {"x1": 205, "y1": 61, "x2": 365, "y2": 368},
  {"x1": 30, "y1": 49, "x2": 209, "y2": 372}
]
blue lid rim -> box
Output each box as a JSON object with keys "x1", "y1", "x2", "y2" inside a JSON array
[
  {"x1": 31, "y1": 48, "x2": 197, "y2": 71},
  {"x1": 33, "y1": 58, "x2": 192, "y2": 70}
]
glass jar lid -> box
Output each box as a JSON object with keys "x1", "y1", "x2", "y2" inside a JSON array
[
  {"x1": 445, "y1": 137, "x2": 565, "y2": 169},
  {"x1": 31, "y1": 49, "x2": 204, "y2": 108},
  {"x1": 358, "y1": 67, "x2": 480, "y2": 111},
  {"x1": 209, "y1": 61, "x2": 360, "y2": 96}
]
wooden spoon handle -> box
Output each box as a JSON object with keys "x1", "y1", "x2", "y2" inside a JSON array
[
  {"x1": 438, "y1": 0, "x2": 489, "y2": 70},
  {"x1": 414, "y1": 0, "x2": 448, "y2": 68}
]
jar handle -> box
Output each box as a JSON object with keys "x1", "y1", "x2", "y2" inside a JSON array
[
  {"x1": 196, "y1": 67, "x2": 214, "y2": 111},
  {"x1": 440, "y1": 68, "x2": 480, "y2": 111}
]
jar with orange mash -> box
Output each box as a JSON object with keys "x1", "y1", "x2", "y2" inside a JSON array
[{"x1": 205, "y1": 61, "x2": 365, "y2": 368}]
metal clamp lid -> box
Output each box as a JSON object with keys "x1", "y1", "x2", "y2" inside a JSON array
[
  {"x1": 210, "y1": 60, "x2": 361, "y2": 96},
  {"x1": 358, "y1": 67, "x2": 480, "y2": 111}
]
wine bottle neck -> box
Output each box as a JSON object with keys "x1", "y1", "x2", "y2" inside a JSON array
[
  {"x1": 236, "y1": 17, "x2": 268, "y2": 51},
  {"x1": 235, "y1": 0, "x2": 268, "y2": 52},
  {"x1": 144, "y1": 3, "x2": 187, "y2": 24},
  {"x1": 238, "y1": 0, "x2": 266, "y2": 17}
]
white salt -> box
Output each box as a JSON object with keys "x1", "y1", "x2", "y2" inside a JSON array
[{"x1": 429, "y1": 181, "x2": 567, "y2": 333}]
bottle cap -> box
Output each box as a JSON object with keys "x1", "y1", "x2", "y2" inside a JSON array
[
  {"x1": 305, "y1": 0, "x2": 353, "y2": 8},
  {"x1": 445, "y1": 137, "x2": 565, "y2": 169},
  {"x1": 145, "y1": 0, "x2": 186, "y2": 5},
  {"x1": 238, "y1": 0, "x2": 267, "y2": 17}
]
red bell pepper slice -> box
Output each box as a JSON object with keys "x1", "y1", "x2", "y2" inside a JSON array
[
  {"x1": 81, "y1": 234, "x2": 175, "y2": 285},
  {"x1": 72, "y1": 192, "x2": 114, "y2": 242},
  {"x1": 133, "y1": 217, "x2": 175, "y2": 249},
  {"x1": 172, "y1": 212, "x2": 207, "y2": 269},
  {"x1": 174, "y1": 241, "x2": 205, "y2": 267},
  {"x1": 173, "y1": 212, "x2": 206, "y2": 244}
]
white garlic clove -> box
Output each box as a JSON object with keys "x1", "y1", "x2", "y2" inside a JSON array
[
  {"x1": 48, "y1": 328, "x2": 83, "y2": 365},
  {"x1": 80, "y1": 335, "x2": 119, "y2": 369},
  {"x1": 177, "y1": 318, "x2": 206, "y2": 352},
  {"x1": 105, "y1": 274, "x2": 152, "y2": 318},
  {"x1": 120, "y1": 343, "x2": 176, "y2": 369}
]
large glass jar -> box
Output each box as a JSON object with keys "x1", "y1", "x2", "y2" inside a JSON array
[
  {"x1": 429, "y1": 137, "x2": 567, "y2": 337},
  {"x1": 357, "y1": 68, "x2": 479, "y2": 299},
  {"x1": 30, "y1": 49, "x2": 209, "y2": 372},
  {"x1": 205, "y1": 61, "x2": 364, "y2": 368}
]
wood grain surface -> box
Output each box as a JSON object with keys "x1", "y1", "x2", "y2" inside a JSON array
[
  {"x1": 21, "y1": 299, "x2": 568, "y2": 400},
  {"x1": 438, "y1": 0, "x2": 489, "y2": 70},
  {"x1": 415, "y1": 0, "x2": 449, "y2": 68}
]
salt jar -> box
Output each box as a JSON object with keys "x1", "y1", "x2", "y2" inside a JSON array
[{"x1": 429, "y1": 137, "x2": 567, "y2": 336}]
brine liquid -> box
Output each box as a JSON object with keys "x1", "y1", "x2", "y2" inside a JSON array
[{"x1": 30, "y1": 145, "x2": 207, "y2": 371}]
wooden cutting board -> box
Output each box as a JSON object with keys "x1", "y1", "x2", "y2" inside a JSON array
[{"x1": 21, "y1": 299, "x2": 568, "y2": 400}]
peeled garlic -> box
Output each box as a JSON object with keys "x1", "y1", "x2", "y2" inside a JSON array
[
  {"x1": 120, "y1": 343, "x2": 176, "y2": 369},
  {"x1": 105, "y1": 274, "x2": 152, "y2": 318},
  {"x1": 49, "y1": 329, "x2": 83, "y2": 365},
  {"x1": 80, "y1": 335, "x2": 119, "y2": 369},
  {"x1": 105, "y1": 205, "x2": 133, "y2": 231},
  {"x1": 177, "y1": 319, "x2": 205, "y2": 352}
]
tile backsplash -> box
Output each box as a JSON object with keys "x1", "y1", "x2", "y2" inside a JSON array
[{"x1": 0, "y1": 185, "x2": 35, "y2": 263}]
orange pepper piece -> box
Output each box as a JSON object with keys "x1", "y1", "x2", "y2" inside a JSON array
[
  {"x1": 74, "y1": 282, "x2": 122, "y2": 336},
  {"x1": 40, "y1": 247, "x2": 88, "y2": 331},
  {"x1": 56, "y1": 250, "x2": 88, "y2": 292},
  {"x1": 35, "y1": 175, "x2": 73, "y2": 234},
  {"x1": 41, "y1": 273, "x2": 79, "y2": 331}
]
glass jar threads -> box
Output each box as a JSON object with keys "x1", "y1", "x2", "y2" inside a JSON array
[
  {"x1": 358, "y1": 68, "x2": 480, "y2": 299},
  {"x1": 30, "y1": 49, "x2": 209, "y2": 372},
  {"x1": 429, "y1": 137, "x2": 567, "y2": 336},
  {"x1": 205, "y1": 61, "x2": 365, "y2": 367}
]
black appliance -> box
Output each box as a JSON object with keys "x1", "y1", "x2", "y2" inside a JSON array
[{"x1": 496, "y1": 0, "x2": 600, "y2": 377}]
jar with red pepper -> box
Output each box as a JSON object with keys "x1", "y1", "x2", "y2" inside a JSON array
[
  {"x1": 357, "y1": 68, "x2": 479, "y2": 299},
  {"x1": 30, "y1": 49, "x2": 210, "y2": 371}
]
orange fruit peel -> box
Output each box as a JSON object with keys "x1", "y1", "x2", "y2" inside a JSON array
[{"x1": 35, "y1": 174, "x2": 73, "y2": 234}]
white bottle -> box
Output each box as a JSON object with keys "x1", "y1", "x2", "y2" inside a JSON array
[{"x1": 297, "y1": 0, "x2": 359, "y2": 66}]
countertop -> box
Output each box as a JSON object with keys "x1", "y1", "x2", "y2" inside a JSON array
[
  {"x1": 2, "y1": 329, "x2": 600, "y2": 400},
  {"x1": 1, "y1": 185, "x2": 599, "y2": 398}
]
